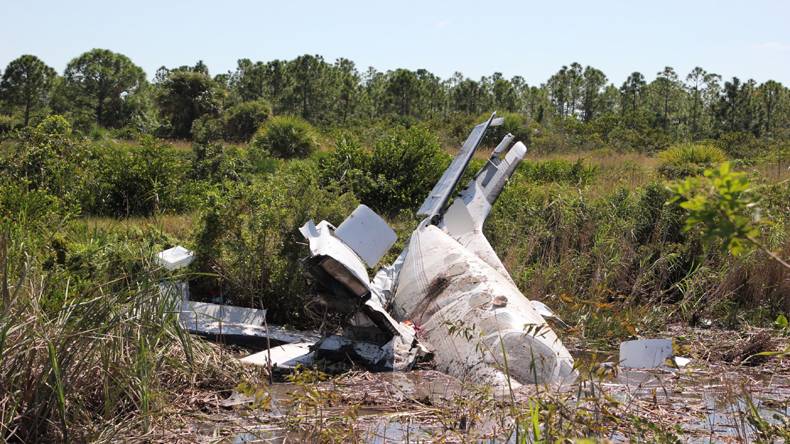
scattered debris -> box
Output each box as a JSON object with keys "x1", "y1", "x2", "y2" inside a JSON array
[
  {"x1": 724, "y1": 330, "x2": 775, "y2": 365},
  {"x1": 156, "y1": 245, "x2": 195, "y2": 270},
  {"x1": 673, "y1": 356, "x2": 691, "y2": 368},
  {"x1": 619, "y1": 338, "x2": 673, "y2": 368},
  {"x1": 298, "y1": 113, "x2": 575, "y2": 386},
  {"x1": 162, "y1": 114, "x2": 576, "y2": 386}
]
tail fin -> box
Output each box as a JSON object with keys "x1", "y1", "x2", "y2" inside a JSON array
[{"x1": 416, "y1": 113, "x2": 502, "y2": 223}]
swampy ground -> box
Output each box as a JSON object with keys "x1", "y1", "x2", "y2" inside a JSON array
[
  {"x1": 132, "y1": 324, "x2": 789, "y2": 443},
  {"x1": 2, "y1": 121, "x2": 788, "y2": 442}
]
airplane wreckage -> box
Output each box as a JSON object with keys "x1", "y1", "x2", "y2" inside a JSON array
[{"x1": 163, "y1": 113, "x2": 576, "y2": 387}]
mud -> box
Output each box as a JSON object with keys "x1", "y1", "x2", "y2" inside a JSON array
[{"x1": 154, "y1": 325, "x2": 789, "y2": 443}]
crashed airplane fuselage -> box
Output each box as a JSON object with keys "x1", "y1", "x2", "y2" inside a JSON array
[{"x1": 300, "y1": 113, "x2": 575, "y2": 386}]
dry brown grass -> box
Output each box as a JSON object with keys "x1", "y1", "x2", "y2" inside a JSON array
[{"x1": 83, "y1": 213, "x2": 196, "y2": 239}]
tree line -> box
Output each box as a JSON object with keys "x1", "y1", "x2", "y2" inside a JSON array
[{"x1": 1, "y1": 49, "x2": 788, "y2": 147}]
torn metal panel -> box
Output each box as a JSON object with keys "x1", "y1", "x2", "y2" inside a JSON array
[
  {"x1": 335, "y1": 204, "x2": 397, "y2": 267},
  {"x1": 300, "y1": 219, "x2": 371, "y2": 299},
  {"x1": 177, "y1": 298, "x2": 320, "y2": 348},
  {"x1": 417, "y1": 113, "x2": 498, "y2": 222},
  {"x1": 240, "y1": 342, "x2": 316, "y2": 370}
]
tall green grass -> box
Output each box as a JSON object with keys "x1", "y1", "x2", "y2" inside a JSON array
[{"x1": 0, "y1": 203, "x2": 246, "y2": 441}]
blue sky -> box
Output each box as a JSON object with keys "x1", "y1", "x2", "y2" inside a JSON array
[{"x1": 2, "y1": 0, "x2": 789, "y2": 85}]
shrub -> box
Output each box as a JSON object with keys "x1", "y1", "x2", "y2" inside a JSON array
[
  {"x1": 0, "y1": 115, "x2": 16, "y2": 136},
  {"x1": 251, "y1": 115, "x2": 318, "y2": 158},
  {"x1": 320, "y1": 126, "x2": 449, "y2": 215},
  {"x1": 223, "y1": 99, "x2": 271, "y2": 142},
  {"x1": 1, "y1": 115, "x2": 87, "y2": 206},
  {"x1": 86, "y1": 137, "x2": 193, "y2": 216},
  {"x1": 191, "y1": 114, "x2": 224, "y2": 144},
  {"x1": 657, "y1": 143, "x2": 727, "y2": 178},
  {"x1": 192, "y1": 161, "x2": 358, "y2": 323},
  {"x1": 519, "y1": 158, "x2": 598, "y2": 185},
  {"x1": 480, "y1": 111, "x2": 531, "y2": 148},
  {"x1": 35, "y1": 114, "x2": 72, "y2": 138},
  {"x1": 714, "y1": 131, "x2": 760, "y2": 158}
]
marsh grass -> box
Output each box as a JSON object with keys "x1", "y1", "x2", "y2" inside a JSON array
[{"x1": 0, "y1": 230, "x2": 252, "y2": 442}]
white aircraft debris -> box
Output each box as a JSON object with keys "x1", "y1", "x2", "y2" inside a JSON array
[
  {"x1": 156, "y1": 245, "x2": 195, "y2": 271},
  {"x1": 163, "y1": 114, "x2": 577, "y2": 385},
  {"x1": 619, "y1": 338, "x2": 674, "y2": 368},
  {"x1": 298, "y1": 113, "x2": 576, "y2": 386}
]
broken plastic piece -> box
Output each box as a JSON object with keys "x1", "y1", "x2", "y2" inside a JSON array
[
  {"x1": 673, "y1": 356, "x2": 691, "y2": 368},
  {"x1": 619, "y1": 339, "x2": 673, "y2": 368},
  {"x1": 156, "y1": 246, "x2": 194, "y2": 271}
]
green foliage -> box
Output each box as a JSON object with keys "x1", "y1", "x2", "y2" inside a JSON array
[
  {"x1": 190, "y1": 114, "x2": 224, "y2": 144},
  {"x1": 251, "y1": 115, "x2": 319, "y2": 158},
  {"x1": 0, "y1": 114, "x2": 15, "y2": 136},
  {"x1": 480, "y1": 111, "x2": 531, "y2": 147},
  {"x1": 670, "y1": 162, "x2": 760, "y2": 256},
  {"x1": 319, "y1": 126, "x2": 449, "y2": 214},
  {"x1": 155, "y1": 63, "x2": 221, "y2": 138},
  {"x1": 86, "y1": 137, "x2": 195, "y2": 217},
  {"x1": 223, "y1": 99, "x2": 271, "y2": 142},
  {"x1": 658, "y1": 143, "x2": 727, "y2": 178},
  {"x1": 0, "y1": 54, "x2": 57, "y2": 126},
  {"x1": 0, "y1": 214, "x2": 245, "y2": 441},
  {"x1": 0, "y1": 115, "x2": 88, "y2": 207},
  {"x1": 518, "y1": 158, "x2": 597, "y2": 185},
  {"x1": 35, "y1": 114, "x2": 72, "y2": 137},
  {"x1": 192, "y1": 161, "x2": 358, "y2": 323},
  {"x1": 62, "y1": 49, "x2": 146, "y2": 128}
]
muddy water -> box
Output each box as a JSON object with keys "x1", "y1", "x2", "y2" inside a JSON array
[{"x1": 192, "y1": 363, "x2": 788, "y2": 443}]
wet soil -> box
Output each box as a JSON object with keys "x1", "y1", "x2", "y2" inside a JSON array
[{"x1": 144, "y1": 325, "x2": 789, "y2": 443}]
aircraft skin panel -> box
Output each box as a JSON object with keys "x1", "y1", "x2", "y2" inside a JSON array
[{"x1": 390, "y1": 225, "x2": 576, "y2": 386}]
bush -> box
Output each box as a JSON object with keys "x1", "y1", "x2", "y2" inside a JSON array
[
  {"x1": 714, "y1": 131, "x2": 760, "y2": 158},
  {"x1": 191, "y1": 114, "x2": 224, "y2": 144},
  {"x1": 657, "y1": 143, "x2": 727, "y2": 178},
  {"x1": 1, "y1": 115, "x2": 87, "y2": 207},
  {"x1": 320, "y1": 126, "x2": 449, "y2": 215},
  {"x1": 223, "y1": 99, "x2": 271, "y2": 142},
  {"x1": 251, "y1": 115, "x2": 318, "y2": 158},
  {"x1": 480, "y1": 111, "x2": 531, "y2": 148},
  {"x1": 0, "y1": 115, "x2": 16, "y2": 136},
  {"x1": 35, "y1": 114, "x2": 72, "y2": 138},
  {"x1": 519, "y1": 158, "x2": 598, "y2": 185},
  {"x1": 86, "y1": 137, "x2": 194, "y2": 216},
  {"x1": 192, "y1": 161, "x2": 358, "y2": 324}
]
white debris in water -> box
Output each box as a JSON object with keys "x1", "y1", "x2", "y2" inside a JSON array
[{"x1": 619, "y1": 338, "x2": 673, "y2": 368}]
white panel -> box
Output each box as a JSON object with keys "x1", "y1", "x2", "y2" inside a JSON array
[
  {"x1": 240, "y1": 342, "x2": 316, "y2": 368},
  {"x1": 619, "y1": 339, "x2": 673, "y2": 368},
  {"x1": 335, "y1": 205, "x2": 397, "y2": 267},
  {"x1": 443, "y1": 198, "x2": 475, "y2": 237}
]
